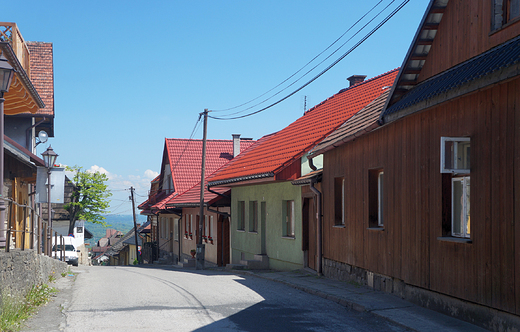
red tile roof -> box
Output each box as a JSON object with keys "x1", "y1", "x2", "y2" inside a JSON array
[
  {"x1": 152, "y1": 138, "x2": 255, "y2": 210},
  {"x1": 166, "y1": 138, "x2": 255, "y2": 195},
  {"x1": 165, "y1": 182, "x2": 229, "y2": 208},
  {"x1": 208, "y1": 69, "x2": 399, "y2": 184},
  {"x1": 26, "y1": 42, "x2": 54, "y2": 116}
]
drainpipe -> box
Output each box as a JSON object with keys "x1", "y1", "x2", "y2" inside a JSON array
[{"x1": 309, "y1": 176, "x2": 322, "y2": 276}]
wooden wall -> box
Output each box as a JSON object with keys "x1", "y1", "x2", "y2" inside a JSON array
[
  {"x1": 322, "y1": 77, "x2": 520, "y2": 315},
  {"x1": 419, "y1": 0, "x2": 520, "y2": 82}
]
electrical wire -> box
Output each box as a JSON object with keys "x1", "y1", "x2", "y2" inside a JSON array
[
  {"x1": 209, "y1": 0, "x2": 409, "y2": 120},
  {"x1": 211, "y1": 0, "x2": 386, "y2": 113},
  {"x1": 169, "y1": 113, "x2": 203, "y2": 173},
  {"x1": 215, "y1": 0, "x2": 396, "y2": 118}
]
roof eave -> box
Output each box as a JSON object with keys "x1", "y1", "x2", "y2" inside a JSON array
[
  {"x1": 383, "y1": 57, "x2": 520, "y2": 124},
  {"x1": 208, "y1": 172, "x2": 275, "y2": 187},
  {"x1": 0, "y1": 42, "x2": 45, "y2": 109}
]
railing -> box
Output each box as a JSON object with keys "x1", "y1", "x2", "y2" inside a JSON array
[
  {"x1": 0, "y1": 22, "x2": 31, "y2": 76},
  {"x1": 2, "y1": 197, "x2": 67, "y2": 261}
]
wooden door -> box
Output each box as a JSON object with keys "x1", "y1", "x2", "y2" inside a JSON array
[
  {"x1": 303, "y1": 197, "x2": 317, "y2": 271},
  {"x1": 217, "y1": 215, "x2": 230, "y2": 266}
]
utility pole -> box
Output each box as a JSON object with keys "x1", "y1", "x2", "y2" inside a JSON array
[
  {"x1": 197, "y1": 109, "x2": 208, "y2": 270},
  {"x1": 130, "y1": 187, "x2": 139, "y2": 264}
]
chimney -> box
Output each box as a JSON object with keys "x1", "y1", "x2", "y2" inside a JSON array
[
  {"x1": 347, "y1": 75, "x2": 367, "y2": 87},
  {"x1": 232, "y1": 134, "x2": 241, "y2": 157}
]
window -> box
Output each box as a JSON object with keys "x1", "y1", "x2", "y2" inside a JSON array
[
  {"x1": 237, "y1": 201, "x2": 245, "y2": 230},
  {"x1": 249, "y1": 201, "x2": 258, "y2": 232},
  {"x1": 441, "y1": 137, "x2": 471, "y2": 240},
  {"x1": 452, "y1": 177, "x2": 471, "y2": 238},
  {"x1": 492, "y1": 0, "x2": 520, "y2": 30},
  {"x1": 184, "y1": 215, "x2": 189, "y2": 238},
  {"x1": 160, "y1": 217, "x2": 166, "y2": 238},
  {"x1": 207, "y1": 216, "x2": 213, "y2": 240},
  {"x1": 174, "y1": 218, "x2": 179, "y2": 241},
  {"x1": 334, "y1": 177, "x2": 345, "y2": 225},
  {"x1": 369, "y1": 169, "x2": 384, "y2": 228},
  {"x1": 190, "y1": 215, "x2": 194, "y2": 239},
  {"x1": 76, "y1": 226, "x2": 83, "y2": 234},
  {"x1": 441, "y1": 137, "x2": 470, "y2": 174},
  {"x1": 283, "y1": 200, "x2": 295, "y2": 238}
]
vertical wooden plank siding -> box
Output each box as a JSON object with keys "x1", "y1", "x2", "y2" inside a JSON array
[
  {"x1": 419, "y1": 0, "x2": 520, "y2": 83},
  {"x1": 321, "y1": 77, "x2": 519, "y2": 314},
  {"x1": 513, "y1": 79, "x2": 520, "y2": 316}
]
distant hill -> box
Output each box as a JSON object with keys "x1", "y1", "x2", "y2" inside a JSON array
[{"x1": 85, "y1": 214, "x2": 147, "y2": 247}]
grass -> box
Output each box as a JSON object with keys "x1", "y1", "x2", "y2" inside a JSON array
[{"x1": 0, "y1": 283, "x2": 57, "y2": 331}]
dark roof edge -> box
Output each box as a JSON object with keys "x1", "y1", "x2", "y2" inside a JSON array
[
  {"x1": 208, "y1": 172, "x2": 274, "y2": 187},
  {"x1": 308, "y1": 121, "x2": 381, "y2": 158},
  {"x1": 383, "y1": 59, "x2": 520, "y2": 123},
  {"x1": 0, "y1": 42, "x2": 45, "y2": 108},
  {"x1": 381, "y1": 0, "x2": 440, "y2": 122}
]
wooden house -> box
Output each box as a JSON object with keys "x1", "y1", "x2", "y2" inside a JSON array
[
  {"x1": 308, "y1": 0, "x2": 520, "y2": 330},
  {"x1": 0, "y1": 23, "x2": 50, "y2": 249}
]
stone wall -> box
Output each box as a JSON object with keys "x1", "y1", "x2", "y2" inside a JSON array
[
  {"x1": 0, "y1": 249, "x2": 67, "y2": 298},
  {"x1": 322, "y1": 257, "x2": 520, "y2": 332}
]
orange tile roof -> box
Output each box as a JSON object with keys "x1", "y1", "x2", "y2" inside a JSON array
[
  {"x1": 26, "y1": 42, "x2": 54, "y2": 117},
  {"x1": 208, "y1": 69, "x2": 398, "y2": 184},
  {"x1": 165, "y1": 181, "x2": 229, "y2": 208}
]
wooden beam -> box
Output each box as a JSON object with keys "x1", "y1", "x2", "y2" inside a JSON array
[{"x1": 423, "y1": 23, "x2": 440, "y2": 30}]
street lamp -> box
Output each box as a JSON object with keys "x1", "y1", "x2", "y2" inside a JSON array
[
  {"x1": 0, "y1": 53, "x2": 15, "y2": 247},
  {"x1": 42, "y1": 146, "x2": 58, "y2": 255}
]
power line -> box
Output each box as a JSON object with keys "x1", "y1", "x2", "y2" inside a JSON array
[
  {"x1": 209, "y1": 0, "x2": 409, "y2": 121},
  {"x1": 211, "y1": 0, "x2": 386, "y2": 113},
  {"x1": 169, "y1": 113, "x2": 204, "y2": 174},
  {"x1": 215, "y1": 0, "x2": 395, "y2": 118}
]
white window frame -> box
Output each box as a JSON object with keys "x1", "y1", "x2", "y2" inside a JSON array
[
  {"x1": 452, "y1": 176, "x2": 471, "y2": 238},
  {"x1": 440, "y1": 137, "x2": 470, "y2": 174}
]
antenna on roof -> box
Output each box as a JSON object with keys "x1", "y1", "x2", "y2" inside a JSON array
[{"x1": 303, "y1": 95, "x2": 308, "y2": 115}]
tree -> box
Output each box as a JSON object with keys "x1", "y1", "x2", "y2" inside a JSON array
[{"x1": 64, "y1": 166, "x2": 112, "y2": 235}]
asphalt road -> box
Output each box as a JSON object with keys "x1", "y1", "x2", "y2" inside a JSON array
[{"x1": 23, "y1": 265, "x2": 412, "y2": 332}]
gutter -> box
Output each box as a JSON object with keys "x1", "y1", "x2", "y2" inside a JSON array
[{"x1": 208, "y1": 172, "x2": 274, "y2": 187}]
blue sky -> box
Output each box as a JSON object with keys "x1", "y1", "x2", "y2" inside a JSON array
[{"x1": 6, "y1": 0, "x2": 429, "y2": 214}]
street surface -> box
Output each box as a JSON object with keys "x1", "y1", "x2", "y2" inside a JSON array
[{"x1": 23, "y1": 265, "x2": 412, "y2": 332}]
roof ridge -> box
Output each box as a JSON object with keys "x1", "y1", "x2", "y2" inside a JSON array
[{"x1": 304, "y1": 68, "x2": 399, "y2": 114}]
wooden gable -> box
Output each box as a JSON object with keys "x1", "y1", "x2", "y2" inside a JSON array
[{"x1": 419, "y1": 0, "x2": 520, "y2": 82}]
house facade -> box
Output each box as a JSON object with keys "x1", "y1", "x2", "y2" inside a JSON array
[
  {"x1": 308, "y1": 0, "x2": 520, "y2": 329},
  {"x1": 0, "y1": 22, "x2": 51, "y2": 250},
  {"x1": 139, "y1": 135, "x2": 255, "y2": 264},
  {"x1": 208, "y1": 70, "x2": 398, "y2": 272}
]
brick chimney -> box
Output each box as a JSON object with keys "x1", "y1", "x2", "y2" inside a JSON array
[
  {"x1": 233, "y1": 134, "x2": 241, "y2": 157},
  {"x1": 347, "y1": 75, "x2": 367, "y2": 87}
]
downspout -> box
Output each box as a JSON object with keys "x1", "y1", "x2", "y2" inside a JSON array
[
  {"x1": 309, "y1": 175, "x2": 322, "y2": 276},
  {"x1": 308, "y1": 157, "x2": 317, "y2": 171},
  {"x1": 207, "y1": 185, "x2": 231, "y2": 217}
]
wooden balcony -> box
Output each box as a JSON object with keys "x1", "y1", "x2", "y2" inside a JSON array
[{"x1": 0, "y1": 22, "x2": 31, "y2": 77}]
